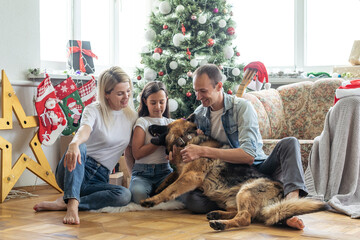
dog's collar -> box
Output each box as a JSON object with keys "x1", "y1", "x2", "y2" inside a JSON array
[{"x1": 175, "y1": 132, "x2": 196, "y2": 147}]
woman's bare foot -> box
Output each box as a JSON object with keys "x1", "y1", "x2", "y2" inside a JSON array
[
  {"x1": 63, "y1": 198, "x2": 80, "y2": 225},
  {"x1": 285, "y1": 190, "x2": 305, "y2": 230},
  {"x1": 33, "y1": 196, "x2": 66, "y2": 212}
]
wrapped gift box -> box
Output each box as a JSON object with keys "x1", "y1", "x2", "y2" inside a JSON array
[{"x1": 67, "y1": 40, "x2": 98, "y2": 74}]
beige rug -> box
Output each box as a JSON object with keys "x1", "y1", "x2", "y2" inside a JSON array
[{"x1": 93, "y1": 200, "x2": 185, "y2": 213}]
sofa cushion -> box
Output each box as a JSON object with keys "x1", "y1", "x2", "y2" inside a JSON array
[{"x1": 244, "y1": 89, "x2": 287, "y2": 139}]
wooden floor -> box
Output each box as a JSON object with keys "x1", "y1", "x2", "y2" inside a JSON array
[{"x1": 0, "y1": 186, "x2": 359, "y2": 240}]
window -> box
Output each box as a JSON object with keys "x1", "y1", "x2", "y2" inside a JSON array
[
  {"x1": 40, "y1": 0, "x2": 151, "y2": 76},
  {"x1": 230, "y1": 0, "x2": 360, "y2": 73}
]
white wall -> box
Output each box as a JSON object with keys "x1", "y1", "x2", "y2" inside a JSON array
[{"x1": 0, "y1": 0, "x2": 61, "y2": 187}]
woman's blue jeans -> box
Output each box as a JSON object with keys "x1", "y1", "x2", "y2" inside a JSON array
[{"x1": 55, "y1": 144, "x2": 131, "y2": 210}]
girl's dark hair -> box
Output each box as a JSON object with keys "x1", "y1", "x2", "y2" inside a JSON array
[{"x1": 138, "y1": 81, "x2": 170, "y2": 118}]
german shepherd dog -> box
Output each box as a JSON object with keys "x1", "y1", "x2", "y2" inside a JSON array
[{"x1": 140, "y1": 116, "x2": 327, "y2": 231}]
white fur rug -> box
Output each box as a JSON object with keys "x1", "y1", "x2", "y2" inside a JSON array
[{"x1": 93, "y1": 200, "x2": 185, "y2": 213}]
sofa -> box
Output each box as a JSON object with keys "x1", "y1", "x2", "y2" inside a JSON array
[{"x1": 240, "y1": 78, "x2": 344, "y2": 171}]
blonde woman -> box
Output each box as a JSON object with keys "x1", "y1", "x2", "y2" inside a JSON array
[{"x1": 33, "y1": 66, "x2": 137, "y2": 225}]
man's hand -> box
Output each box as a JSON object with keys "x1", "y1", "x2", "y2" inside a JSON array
[
  {"x1": 180, "y1": 144, "x2": 203, "y2": 163},
  {"x1": 64, "y1": 142, "x2": 81, "y2": 172}
]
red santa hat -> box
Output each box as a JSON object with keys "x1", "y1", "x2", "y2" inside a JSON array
[
  {"x1": 334, "y1": 79, "x2": 360, "y2": 104},
  {"x1": 243, "y1": 61, "x2": 269, "y2": 83},
  {"x1": 67, "y1": 97, "x2": 76, "y2": 106}
]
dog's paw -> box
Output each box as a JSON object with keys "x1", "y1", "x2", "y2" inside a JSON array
[
  {"x1": 140, "y1": 199, "x2": 155, "y2": 208},
  {"x1": 207, "y1": 211, "x2": 221, "y2": 220},
  {"x1": 209, "y1": 220, "x2": 226, "y2": 231}
]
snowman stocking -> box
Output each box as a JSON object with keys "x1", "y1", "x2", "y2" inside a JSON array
[
  {"x1": 36, "y1": 75, "x2": 67, "y2": 146},
  {"x1": 78, "y1": 76, "x2": 97, "y2": 106},
  {"x1": 54, "y1": 77, "x2": 85, "y2": 135}
]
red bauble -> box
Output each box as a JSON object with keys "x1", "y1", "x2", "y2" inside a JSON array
[
  {"x1": 227, "y1": 89, "x2": 233, "y2": 95},
  {"x1": 236, "y1": 52, "x2": 240, "y2": 56},
  {"x1": 186, "y1": 92, "x2": 192, "y2": 97},
  {"x1": 227, "y1": 27, "x2": 235, "y2": 35},
  {"x1": 137, "y1": 76, "x2": 141, "y2": 80},
  {"x1": 159, "y1": 71, "x2": 164, "y2": 76},
  {"x1": 207, "y1": 38, "x2": 214, "y2": 47},
  {"x1": 163, "y1": 25, "x2": 168, "y2": 29},
  {"x1": 154, "y1": 47, "x2": 163, "y2": 54}
]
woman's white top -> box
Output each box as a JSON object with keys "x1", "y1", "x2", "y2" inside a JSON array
[
  {"x1": 80, "y1": 103, "x2": 136, "y2": 171},
  {"x1": 133, "y1": 116, "x2": 173, "y2": 164}
]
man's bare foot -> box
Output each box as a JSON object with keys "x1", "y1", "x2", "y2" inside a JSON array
[
  {"x1": 286, "y1": 216, "x2": 305, "y2": 230},
  {"x1": 33, "y1": 197, "x2": 66, "y2": 212},
  {"x1": 63, "y1": 198, "x2": 80, "y2": 225},
  {"x1": 285, "y1": 190, "x2": 304, "y2": 230}
]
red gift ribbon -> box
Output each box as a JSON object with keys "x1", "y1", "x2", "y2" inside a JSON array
[{"x1": 68, "y1": 40, "x2": 98, "y2": 72}]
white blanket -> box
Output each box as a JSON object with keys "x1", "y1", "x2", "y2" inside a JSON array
[
  {"x1": 305, "y1": 96, "x2": 360, "y2": 218},
  {"x1": 92, "y1": 200, "x2": 185, "y2": 213}
]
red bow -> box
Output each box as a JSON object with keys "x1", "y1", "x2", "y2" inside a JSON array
[
  {"x1": 181, "y1": 23, "x2": 186, "y2": 36},
  {"x1": 68, "y1": 40, "x2": 98, "y2": 72},
  {"x1": 186, "y1": 48, "x2": 191, "y2": 59}
]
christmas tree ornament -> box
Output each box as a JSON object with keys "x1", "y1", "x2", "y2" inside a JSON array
[
  {"x1": 181, "y1": 23, "x2": 186, "y2": 35},
  {"x1": 191, "y1": 15, "x2": 197, "y2": 20},
  {"x1": 221, "y1": 74, "x2": 227, "y2": 82},
  {"x1": 141, "y1": 45, "x2": 150, "y2": 53},
  {"x1": 78, "y1": 76, "x2": 97, "y2": 107},
  {"x1": 169, "y1": 61, "x2": 178, "y2": 70},
  {"x1": 144, "y1": 68, "x2": 157, "y2": 81},
  {"x1": 159, "y1": 1, "x2": 171, "y2": 15},
  {"x1": 163, "y1": 24, "x2": 168, "y2": 30},
  {"x1": 154, "y1": 47, "x2": 163, "y2": 54},
  {"x1": 187, "y1": 71, "x2": 193, "y2": 77},
  {"x1": 168, "y1": 99, "x2": 178, "y2": 112},
  {"x1": 145, "y1": 29, "x2": 156, "y2": 41},
  {"x1": 190, "y1": 59, "x2": 198, "y2": 68},
  {"x1": 200, "y1": 59, "x2": 208, "y2": 66},
  {"x1": 176, "y1": 5, "x2": 185, "y2": 12},
  {"x1": 36, "y1": 75, "x2": 67, "y2": 145},
  {"x1": 186, "y1": 92, "x2": 192, "y2": 97},
  {"x1": 218, "y1": 19, "x2": 226, "y2": 28},
  {"x1": 223, "y1": 9, "x2": 228, "y2": 14},
  {"x1": 137, "y1": 75, "x2": 142, "y2": 80},
  {"x1": 223, "y1": 46, "x2": 234, "y2": 59},
  {"x1": 173, "y1": 33, "x2": 185, "y2": 47},
  {"x1": 236, "y1": 52, "x2": 240, "y2": 56},
  {"x1": 186, "y1": 48, "x2": 191, "y2": 59},
  {"x1": 159, "y1": 71, "x2": 164, "y2": 76},
  {"x1": 178, "y1": 78, "x2": 186, "y2": 86},
  {"x1": 227, "y1": 27, "x2": 235, "y2": 35},
  {"x1": 54, "y1": 77, "x2": 85, "y2": 136},
  {"x1": 213, "y1": 8, "x2": 219, "y2": 13},
  {"x1": 218, "y1": 65, "x2": 223, "y2": 70},
  {"x1": 230, "y1": 11, "x2": 234, "y2": 16},
  {"x1": 198, "y1": 15, "x2": 207, "y2": 24},
  {"x1": 232, "y1": 68, "x2": 240, "y2": 76},
  {"x1": 152, "y1": 52, "x2": 161, "y2": 60},
  {"x1": 207, "y1": 38, "x2": 214, "y2": 47},
  {"x1": 227, "y1": 89, "x2": 233, "y2": 95}
]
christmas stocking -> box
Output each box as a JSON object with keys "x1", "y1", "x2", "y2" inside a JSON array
[
  {"x1": 54, "y1": 77, "x2": 85, "y2": 135},
  {"x1": 36, "y1": 75, "x2": 67, "y2": 146},
  {"x1": 78, "y1": 76, "x2": 97, "y2": 106}
]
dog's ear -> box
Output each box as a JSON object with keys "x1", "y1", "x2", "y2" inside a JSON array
[
  {"x1": 186, "y1": 113, "x2": 196, "y2": 123},
  {"x1": 148, "y1": 125, "x2": 168, "y2": 137},
  {"x1": 150, "y1": 132, "x2": 167, "y2": 146},
  {"x1": 149, "y1": 125, "x2": 168, "y2": 146}
]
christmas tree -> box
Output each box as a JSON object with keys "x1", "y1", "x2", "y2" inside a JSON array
[{"x1": 134, "y1": 0, "x2": 244, "y2": 118}]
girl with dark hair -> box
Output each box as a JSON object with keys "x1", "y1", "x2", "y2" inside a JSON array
[{"x1": 130, "y1": 81, "x2": 173, "y2": 203}]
